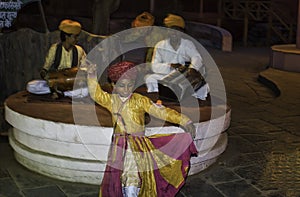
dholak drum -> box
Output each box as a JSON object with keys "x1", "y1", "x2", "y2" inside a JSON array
[
  {"x1": 158, "y1": 68, "x2": 206, "y2": 102},
  {"x1": 46, "y1": 67, "x2": 87, "y2": 92}
]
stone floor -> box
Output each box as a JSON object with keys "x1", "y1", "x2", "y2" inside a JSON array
[{"x1": 0, "y1": 46, "x2": 299, "y2": 197}]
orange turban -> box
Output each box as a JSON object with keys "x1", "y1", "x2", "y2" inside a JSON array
[
  {"x1": 107, "y1": 61, "x2": 137, "y2": 83},
  {"x1": 59, "y1": 19, "x2": 82, "y2": 34},
  {"x1": 164, "y1": 14, "x2": 185, "y2": 29},
  {"x1": 132, "y1": 12, "x2": 155, "y2": 27}
]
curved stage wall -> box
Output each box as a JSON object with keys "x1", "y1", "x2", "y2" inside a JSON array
[
  {"x1": 5, "y1": 91, "x2": 230, "y2": 185},
  {"x1": 270, "y1": 44, "x2": 300, "y2": 73}
]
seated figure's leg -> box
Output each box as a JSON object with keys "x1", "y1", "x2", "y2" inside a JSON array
[
  {"x1": 63, "y1": 87, "x2": 89, "y2": 98},
  {"x1": 144, "y1": 74, "x2": 164, "y2": 93}
]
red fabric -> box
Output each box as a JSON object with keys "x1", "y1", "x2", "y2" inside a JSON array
[
  {"x1": 107, "y1": 61, "x2": 137, "y2": 83},
  {"x1": 150, "y1": 133, "x2": 197, "y2": 196},
  {"x1": 100, "y1": 136, "x2": 125, "y2": 197}
]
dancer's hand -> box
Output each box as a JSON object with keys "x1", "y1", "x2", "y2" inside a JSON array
[
  {"x1": 184, "y1": 122, "x2": 196, "y2": 139},
  {"x1": 81, "y1": 59, "x2": 97, "y2": 78}
]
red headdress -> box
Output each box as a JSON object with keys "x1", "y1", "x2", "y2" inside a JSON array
[{"x1": 107, "y1": 61, "x2": 137, "y2": 83}]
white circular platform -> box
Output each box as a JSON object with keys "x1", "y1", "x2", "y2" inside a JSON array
[{"x1": 5, "y1": 93, "x2": 230, "y2": 185}]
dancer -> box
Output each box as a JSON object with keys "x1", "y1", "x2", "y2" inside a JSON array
[{"x1": 87, "y1": 61, "x2": 197, "y2": 197}]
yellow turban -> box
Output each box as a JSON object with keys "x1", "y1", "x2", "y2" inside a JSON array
[
  {"x1": 132, "y1": 12, "x2": 155, "y2": 27},
  {"x1": 59, "y1": 19, "x2": 82, "y2": 34},
  {"x1": 164, "y1": 14, "x2": 185, "y2": 29}
]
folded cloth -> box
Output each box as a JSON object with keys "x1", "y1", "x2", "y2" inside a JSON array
[
  {"x1": 26, "y1": 80, "x2": 51, "y2": 94},
  {"x1": 63, "y1": 87, "x2": 89, "y2": 98},
  {"x1": 192, "y1": 83, "x2": 210, "y2": 100},
  {"x1": 27, "y1": 79, "x2": 89, "y2": 98}
]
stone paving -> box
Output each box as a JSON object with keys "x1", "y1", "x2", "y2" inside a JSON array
[{"x1": 0, "y1": 46, "x2": 299, "y2": 197}]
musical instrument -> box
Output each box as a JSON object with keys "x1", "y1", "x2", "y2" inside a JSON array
[
  {"x1": 158, "y1": 65, "x2": 206, "y2": 102},
  {"x1": 46, "y1": 67, "x2": 87, "y2": 92}
]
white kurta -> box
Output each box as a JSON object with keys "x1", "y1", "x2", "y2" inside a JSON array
[{"x1": 145, "y1": 38, "x2": 209, "y2": 100}]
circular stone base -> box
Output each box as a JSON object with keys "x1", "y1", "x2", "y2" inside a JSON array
[
  {"x1": 271, "y1": 44, "x2": 300, "y2": 73},
  {"x1": 5, "y1": 92, "x2": 230, "y2": 185}
]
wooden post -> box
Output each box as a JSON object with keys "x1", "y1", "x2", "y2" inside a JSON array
[
  {"x1": 200, "y1": 0, "x2": 204, "y2": 18},
  {"x1": 38, "y1": 0, "x2": 49, "y2": 33},
  {"x1": 150, "y1": 0, "x2": 155, "y2": 13},
  {"x1": 267, "y1": 4, "x2": 272, "y2": 46},
  {"x1": 243, "y1": 15, "x2": 248, "y2": 47},
  {"x1": 297, "y1": 0, "x2": 300, "y2": 48},
  {"x1": 217, "y1": 0, "x2": 222, "y2": 27},
  {"x1": 243, "y1": 2, "x2": 249, "y2": 47}
]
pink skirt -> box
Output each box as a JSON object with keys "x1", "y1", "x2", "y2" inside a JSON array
[{"x1": 99, "y1": 132, "x2": 197, "y2": 197}]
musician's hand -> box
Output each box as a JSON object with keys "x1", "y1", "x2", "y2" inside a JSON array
[
  {"x1": 187, "y1": 68, "x2": 199, "y2": 76},
  {"x1": 183, "y1": 122, "x2": 196, "y2": 139},
  {"x1": 170, "y1": 63, "x2": 182, "y2": 69},
  {"x1": 177, "y1": 65, "x2": 187, "y2": 73},
  {"x1": 170, "y1": 63, "x2": 188, "y2": 73}
]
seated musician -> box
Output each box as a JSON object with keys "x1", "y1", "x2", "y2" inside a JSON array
[
  {"x1": 27, "y1": 19, "x2": 87, "y2": 98},
  {"x1": 40, "y1": 19, "x2": 86, "y2": 78},
  {"x1": 144, "y1": 14, "x2": 209, "y2": 100}
]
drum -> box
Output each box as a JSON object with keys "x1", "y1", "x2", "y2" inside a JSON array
[
  {"x1": 46, "y1": 67, "x2": 87, "y2": 92},
  {"x1": 158, "y1": 67, "x2": 206, "y2": 102}
]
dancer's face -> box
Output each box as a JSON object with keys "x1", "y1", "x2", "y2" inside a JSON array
[{"x1": 114, "y1": 78, "x2": 135, "y2": 98}]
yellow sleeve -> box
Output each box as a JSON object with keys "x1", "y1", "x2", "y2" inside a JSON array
[
  {"x1": 43, "y1": 44, "x2": 57, "y2": 71},
  {"x1": 87, "y1": 78, "x2": 112, "y2": 112},
  {"x1": 141, "y1": 95, "x2": 191, "y2": 126},
  {"x1": 75, "y1": 45, "x2": 87, "y2": 66}
]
